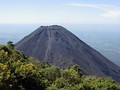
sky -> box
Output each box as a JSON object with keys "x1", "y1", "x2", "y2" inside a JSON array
[{"x1": 0, "y1": 0, "x2": 120, "y2": 24}]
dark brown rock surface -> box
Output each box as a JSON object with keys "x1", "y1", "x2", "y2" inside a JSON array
[{"x1": 15, "y1": 25, "x2": 120, "y2": 82}]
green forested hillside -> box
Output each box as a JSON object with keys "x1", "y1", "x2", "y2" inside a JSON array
[{"x1": 0, "y1": 42, "x2": 119, "y2": 90}]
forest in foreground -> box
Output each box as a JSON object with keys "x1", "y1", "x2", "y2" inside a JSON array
[{"x1": 0, "y1": 41, "x2": 120, "y2": 90}]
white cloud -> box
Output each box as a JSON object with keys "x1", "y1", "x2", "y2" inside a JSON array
[
  {"x1": 101, "y1": 11, "x2": 120, "y2": 18},
  {"x1": 66, "y1": 3, "x2": 106, "y2": 10},
  {"x1": 66, "y1": 3, "x2": 120, "y2": 18}
]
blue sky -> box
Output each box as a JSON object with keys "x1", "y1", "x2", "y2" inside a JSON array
[{"x1": 0, "y1": 0, "x2": 120, "y2": 24}]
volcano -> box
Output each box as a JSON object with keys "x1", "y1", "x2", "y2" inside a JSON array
[{"x1": 15, "y1": 25, "x2": 120, "y2": 82}]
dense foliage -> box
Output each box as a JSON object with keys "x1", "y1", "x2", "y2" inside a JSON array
[{"x1": 0, "y1": 42, "x2": 119, "y2": 90}]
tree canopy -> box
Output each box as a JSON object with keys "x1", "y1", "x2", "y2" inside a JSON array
[{"x1": 0, "y1": 43, "x2": 119, "y2": 90}]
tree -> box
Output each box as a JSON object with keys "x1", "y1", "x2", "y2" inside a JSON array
[
  {"x1": 7, "y1": 41, "x2": 14, "y2": 49},
  {"x1": 68, "y1": 65, "x2": 83, "y2": 76}
]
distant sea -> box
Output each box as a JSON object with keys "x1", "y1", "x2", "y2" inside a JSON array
[{"x1": 0, "y1": 24, "x2": 120, "y2": 66}]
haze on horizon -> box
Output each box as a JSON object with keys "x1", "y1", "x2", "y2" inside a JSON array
[
  {"x1": 0, "y1": 0, "x2": 120, "y2": 24},
  {"x1": 0, "y1": 0, "x2": 120, "y2": 67}
]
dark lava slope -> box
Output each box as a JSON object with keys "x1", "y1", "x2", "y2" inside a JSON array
[{"x1": 15, "y1": 25, "x2": 120, "y2": 82}]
